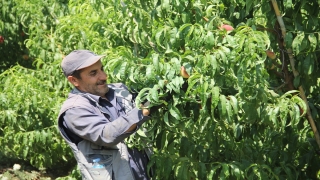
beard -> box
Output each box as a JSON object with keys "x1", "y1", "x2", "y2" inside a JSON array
[
  {"x1": 95, "y1": 81, "x2": 109, "y2": 97},
  {"x1": 76, "y1": 80, "x2": 109, "y2": 98}
]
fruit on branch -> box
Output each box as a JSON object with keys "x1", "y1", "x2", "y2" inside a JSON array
[
  {"x1": 219, "y1": 24, "x2": 234, "y2": 31},
  {"x1": 0, "y1": 36, "x2": 4, "y2": 44},
  {"x1": 202, "y1": 16, "x2": 209, "y2": 22},
  {"x1": 266, "y1": 50, "x2": 276, "y2": 60},
  {"x1": 270, "y1": 64, "x2": 276, "y2": 70},
  {"x1": 180, "y1": 66, "x2": 190, "y2": 78},
  {"x1": 298, "y1": 105, "x2": 305, "y2": 116},
  {"x1": 22, "y1": 55, "x2": 29, "y2": 60},
  {"x1": 299, "y1": 107, "x2": 304, "y2": 116}
]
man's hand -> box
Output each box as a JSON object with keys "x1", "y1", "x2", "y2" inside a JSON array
[
  {"x1": 125, "y1": 124, "x2": 137, "y2": 132},
  {"x1": 141, "y1": 102, "x2": 151, "y2": 116},
  {"x1": 141, "y1": 101, "x2": 163, "y2": 116},
  {"x1": 134, "y1": 80, "x2": 189, "y2": 117},
  {"x1": 142, "y1": 108, "x2": 150, "y2": 116}
]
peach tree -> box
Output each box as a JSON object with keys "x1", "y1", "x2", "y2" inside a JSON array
[
  {"x1": 0, "y1": 0, "x2": 32, "y2": 73},
  {"x1": 0, "y1": 0, "x2": 76, "y2": 175},
  {"x1": 1, "y1": 0, "x2": 320, "y2": 179}
]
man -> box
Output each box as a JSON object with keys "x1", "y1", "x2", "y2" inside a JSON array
[{"x1": 57, "y1": 50, "x2": 152, "y2": 180}]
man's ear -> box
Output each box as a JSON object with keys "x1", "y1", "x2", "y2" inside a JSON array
[{"x1": 67, "y1": 76, "x2": 79, "y2": 87}]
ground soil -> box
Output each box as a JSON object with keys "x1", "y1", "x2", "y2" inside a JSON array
[{"x1": 0, "y1": 161, "x2": 71, "y2": 180}]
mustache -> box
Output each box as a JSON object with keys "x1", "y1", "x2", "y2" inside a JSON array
[{"x1": 96, "y1": 80, "x2": 106, "y2": 85}]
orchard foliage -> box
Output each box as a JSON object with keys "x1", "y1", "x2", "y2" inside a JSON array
[{"x1": 1, "y1": 0, "x2": 320, "y2": 179}]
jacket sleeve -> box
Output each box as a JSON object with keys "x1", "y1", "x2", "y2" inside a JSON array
[{"x1": 63, "y1": 107, "x2": 150, "y2": 147}]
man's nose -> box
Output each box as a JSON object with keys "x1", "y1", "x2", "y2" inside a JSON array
[{"x1": 99, "y1": 70, "x2": 107, "y2": 79}]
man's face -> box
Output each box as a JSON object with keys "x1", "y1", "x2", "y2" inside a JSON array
[{"x1": 69, "y1": 60, "x2": 109, "y2": 98}]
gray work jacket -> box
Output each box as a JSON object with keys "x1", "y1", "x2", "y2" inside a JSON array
[{"x1": 57, "y1": 83, "x2": 151, "y2": 180}]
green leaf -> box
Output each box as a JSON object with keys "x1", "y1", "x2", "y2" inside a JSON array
[
  {"x1": 23, "y1": 134, "x2": 28, "y2": 145},
  {"x1": 292, "y1": 32, "x2": 305, "y2": 55},
  {"x1": 163, "y1": 157, "x2": 173, "y2": 179},
  {"x1": 308, "y1": 34, "x2": 317, "y2": 51},
  {"x1": 162, "y1": 0, "x2": 170, "y2": 10},
  {"x1": 229, "y1": 163, "x2": 241, "y2": 179},
  {"x1": 108, "y1": 58, "x2": 122, "y2": 75},
  {"x1": 41, "y1": 130, "x2": 47, "y2": 144},
  {"x1": 161, "y1": 131, "x2": 169, "y2": 150},
  {"x1": 177, "y1": 162, "x2": 188, "y2": 180},
  {"x1": 303, "y1": 54, "x2": 314, "y2": 75},
  {"x1": 284, "y1": 0, "x2": 293, "y2": 9},
  {"x1": 270, "y1": 107, "x2": 280, "y2": 126},
  {"x1": 292, "y1": 104, "x2": 301, "y2": 125},
  {"x1": 186, "y1": 25, "x2": 194, "y2": 40},
  {"x1": 169, "y1": 106, "x2": 182, "y2": 121},
  {"x1": 229, "y1": 96, "x2": 238, "y2": 113},
  {"x1": 198, "y1": 162, "x2": 206, "y2": 179},
  {"x1": 245, "y1": 0, "x2": 253, "y2": 15},
  {"x1": 32, "y1": 95, "x2": 37, "y2": 105},
  {"x1": 178, "y1": 23, "x2": 192, "y2": 33},
  {"x1": 205, "y1": 31, "x2": 215, "y2": 48},
  {"x1": 293, "y1": 75, "x2": 300, "y2": 88},
  {"x1": 47, "y1": 130, "x2": 52, "y2": 143},
  {"x1": 208, "y1": 164, "x2": 222, "y2": 179},
  {"x1": 181, "y1": 12, "x2": 190, "y2": 23},
  {"x1": 235, "y1": 124, "x2": 242, "y2": 140},
  {"x1": 135, "y1": 88, "x2": 152, "y2": 107},
  {"x1": 179, "y1": 137, "x2": 189, "y2": 156},
  {"x1": 219, "y1": 95, "x2": 227, "y2": 119},
  {"x1": 211, "y1": 86, "x2": 220, "y2": 110},
  {"x1": 208, "y1": 54, "x2": 217, "y2": 76},
  {"x1": 225, "y1": 98, "x2": 233, "y2": 123},
  {"x1": 200, "y1": 81, "x2": 209, "y2": 108},
  {"x1": 170, "y1": 76, "x2": 184, "y2": 94},
  {"x1": 150, "y1": 85, "x2": 159, "y2": 103},
  {"x1": 35, "y1": 131, "x2": 41, "y2": 143},
  {"x1": 164, "y1": 111, "x2": 174, "y2": 127},
  {"x1": 285, "y1": 32, "x2": 293, "y2": 48},
  {"x1": 245, "y1": 164, "x2": 258, "y2": 178},
  {"x1": 217, "y1": 49, "x2": 227, "y2": 63},
  {"x1": 129, "y1": 66, "x2": 137, "y2": 83},
  {"x1": 155, "y1": 28, "x2": 165, "y2": 49},
  {"x1": 137, "y1": 129, "x2": 148, "y2": 137},
  {"x1": 236, "y1": 35, "x2": 246, "y2": 52},
  {"x1": 23, "y1": 146, "x2": 29, "y2": 158},
  {"x1": 152, "y1": 53, "x2": 160, "y2": 72},
  {"x1": 118, "y1": 61, "x2": 127, "y2": 79},
  {"x1": 186, "y1": 73, "x2": 201, "y2": 96},
  {"x1": 281, "y1": 90, "x2": 300, "y2": 98},
  {"x1": 220, "y1": 163, "x2": 230, "y2": 178},
  {"x1": 291, "y1": 95, "x2": 307, "y2": 117},
  {"x1": 146, "y1": 65, "x2": 154, "y2": 78}
]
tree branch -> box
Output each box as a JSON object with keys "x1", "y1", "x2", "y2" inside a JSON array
[{"x1": 271, "y1": 0, "x2": 320, "y2": 150}]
